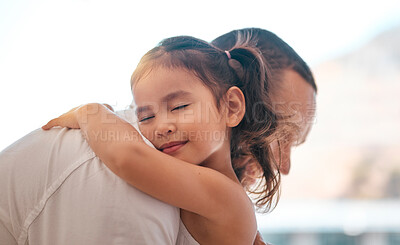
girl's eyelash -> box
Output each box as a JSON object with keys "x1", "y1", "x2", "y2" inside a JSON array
[
  {"x1": 139, "y1": 116, "x2": 154, "y2": 122},
  {"x1": 139, "y1": 104, "x2": 190, "y2": 121},
  {"x1": 172, "y1": 104, "x2": 190, "y2": 111}
]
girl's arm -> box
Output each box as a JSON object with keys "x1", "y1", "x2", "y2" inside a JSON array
[{"x1": 43, "y1": 103, "x2": 256, "y2": 229}]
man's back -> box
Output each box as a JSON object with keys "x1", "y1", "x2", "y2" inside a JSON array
[{"x1": 0, "y1": 128, "x2": 179, "y2": 245}]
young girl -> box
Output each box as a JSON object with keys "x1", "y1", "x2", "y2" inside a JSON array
[{"x1": 43, "y1": 36, "x2": 279, "y2": 244}]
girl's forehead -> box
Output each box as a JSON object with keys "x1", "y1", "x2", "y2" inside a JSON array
[
  {"x1": 132, "y1": 67, "x2": 208, "y2": 103},
  {"x1": 135, "y1": 67, "x2": 199, "y2": 89}
]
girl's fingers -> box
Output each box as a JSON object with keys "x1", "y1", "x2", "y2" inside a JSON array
[
  {"x1": 42, "y1": 119, "x2": 58, "y2": 130},
  {"x1": 42, "y1": 103, "x2": 103, "y2": 131},
  {"x1": 42, "y1": 112, "x2": 80, "y2": 130}
]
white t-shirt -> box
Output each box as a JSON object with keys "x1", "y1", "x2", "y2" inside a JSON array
[{"x1": 0, "y1": 127, "x2": 180, "y2": 245}]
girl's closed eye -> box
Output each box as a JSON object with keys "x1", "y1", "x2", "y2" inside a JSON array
[
  {"x1": 171, "y1": 104, "x2": 190, "y2": 111},
  {"x1": 139, "y1": 115, "x2": 155, "y2": 122}
]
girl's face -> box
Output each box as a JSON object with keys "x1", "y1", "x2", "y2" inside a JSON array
[{"x1": 133, "y1": 67, "x2": 229, "y2": 165}]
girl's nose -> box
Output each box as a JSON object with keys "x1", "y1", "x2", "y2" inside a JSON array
[{"x1": 155, "y1": 122, "x2": 177, "y2": 137}]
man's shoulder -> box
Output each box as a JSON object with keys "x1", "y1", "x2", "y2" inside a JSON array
[
  {"x1": 2, "y1": 128, "x2": 94, "y2": 160},
  {"x1": 0, "y1": 128, "x2": 96, "y2": 195},
  {"x1": 2, "y1": 128, "x2": 88, "y2": 153}
]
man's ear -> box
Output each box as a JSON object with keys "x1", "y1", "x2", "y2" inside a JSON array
[{"x1": 224, "y1": 86, "x2": 246, "y2": 127}]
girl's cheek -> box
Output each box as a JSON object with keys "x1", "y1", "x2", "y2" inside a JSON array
[{"x1": 177, "y1": 109, "x2": 195, "y2": 124}]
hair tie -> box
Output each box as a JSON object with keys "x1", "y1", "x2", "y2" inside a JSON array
[{"x1": 224, "y1": 50, "x2": 231, "y2": 59}]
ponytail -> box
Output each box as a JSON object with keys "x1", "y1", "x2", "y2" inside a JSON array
[{"x1": 225, "y1": 43, "x2": 281, "y2": 212}]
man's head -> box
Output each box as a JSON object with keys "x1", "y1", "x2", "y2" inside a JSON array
[{"x1": 212, "y1": 28, "x2": 317, "y2": 177}]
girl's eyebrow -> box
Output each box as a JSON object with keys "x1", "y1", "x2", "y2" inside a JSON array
[
  {"x1": 136, "y1": 105, "x2": 152, "y2": 115},
  {"x1": 161, "y1": 90, "x2": 192, "y2": 102},
  {"x1": 135, "y1": 90, "x2": 192, "y2": 115}
]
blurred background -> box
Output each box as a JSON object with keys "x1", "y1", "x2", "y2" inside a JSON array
[{"x1": 1, "y1": 0, "x2": 399, "y2": 244}]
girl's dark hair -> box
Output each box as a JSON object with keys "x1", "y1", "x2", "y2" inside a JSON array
[{"x1": 131, "y1": 36, "x2": 280, "y2": 212}]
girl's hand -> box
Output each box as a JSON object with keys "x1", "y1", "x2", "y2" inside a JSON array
[
  {"x1": 42, "y1": 105, "x2": 82, "y2": 130},
  {"x1": 42, "y1": 103, "x2": 114, "y2": 130}
]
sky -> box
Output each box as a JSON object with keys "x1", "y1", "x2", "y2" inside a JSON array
[{"x1": 1, "y1": 0, "x2": 400, "y2": 151}]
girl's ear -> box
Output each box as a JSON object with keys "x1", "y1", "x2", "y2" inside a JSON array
[{"x1": 224, "y1": 86, "x2": 246, "y2": 127}]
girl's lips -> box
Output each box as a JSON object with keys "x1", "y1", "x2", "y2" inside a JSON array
[{"x1": 160, "y1": 141, "x2": 188, "y2": 154}]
